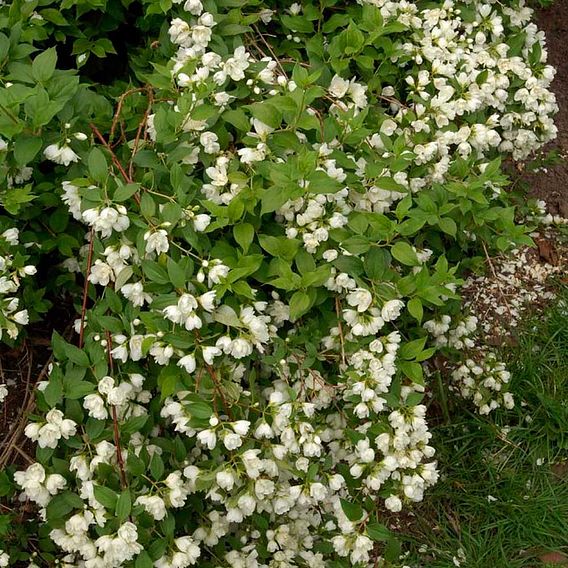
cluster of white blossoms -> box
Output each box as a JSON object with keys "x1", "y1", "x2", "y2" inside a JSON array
[
  {"x1": 24, "y1": 408, "x2": 77, "y2": 449},
  {"x1": 0, "y1": 227, "x2": 35, "y2": 341},
  {"x1": 14, "y1": 463, "x2": 67, "y2": 507},
  {"x1": 451, "y1": 351, "x2": 514, "y2": 414},
  {"x1": 11, "y1": 0, "x2": 557, "y2": 566},
  {"x1": 423, "y1": 313, "x2": 514, "y2": 413}
]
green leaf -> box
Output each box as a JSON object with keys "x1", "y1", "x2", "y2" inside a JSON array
[
  {"x1": 340, "y1": 498, "x2": 364, "y2": 522},
  {"x1": 93, "y1": 485, "x2": 118, "y2": 509},
  {"x1": 364, "y1": 248, "x2": 391, "y2": 280},
  {"x1": 438, "y1": 217, "x2": 457, "y2": 237},
  {"x1": 114, "y1": 183, "x2": 140, "y2": 202},
  {"x1": 367, "y1": 522, "x2": 391, "y2": 541},
  {"x1": 13, "y1": 135, "x2": 43, "y2": 165},
  {"x1": 32, "y1": 48, "x2": 57, "y2": 83},
  {"x1": 399, "y1": 361, "x2": 424, "y2": 384},
  {"x1": 142, "y1": 260, "x2": 169, "y2": 285},
  {"x1": 259, "y1": 235, "x2": 300, "y2": 262},
  {"x1": 115, "y1": 490, "x2": 131, "y2": 521},
  {"x1": 399, "y1": 337, "x2": 427, "y2": 360},
  {"x1": 127, "y1": 453, "x2": 145, "y2": 476},
  {"x1": 233, "y1": 223, "x2": 255, "y2": 253},
  {"x1": 46, "y1": 491, "x2": 83, "y2": 523},
  {"x1": 135, "y1": 552, "x2": 154, "y2": 568},
  {"x1": 245, "y1": 102, "x2": 282, "y2": 129},
  {"x1": 64, "y1": 343, "x2": 90, "y2": 367},
  {"x1": 43, "y1": 374, "x2": 63, "y2": 407},
  {"x1": 88, "y1": 147, "x2": 108, "y2": 183},
  {"x1": 150, "y1": 453, "x2": 165, "y2": 480},
  {"x1": 223, "y1": 108, "x2": 250, "y2": 131},
  {"x1": 289, "y1": 290, "x2": 311, "y2": 321},
  {"x1": 65, "y1": 381, "x2": 94, "y2": 399},
  {"x1": 188, "y1": 401, "x2": 213, "y2": 419},
  {"x1": 167, "y1": 258, "x2": 186, "y2": 289},
  {"x1": 391, "y1": 242, "x2": 420, "y2": 266},
  {"x1": 141, "y1": 192, "x2": 156, "y2": 217},
  {"x1": 407, "y1": 298, "x2": 423, "y2": 323}
]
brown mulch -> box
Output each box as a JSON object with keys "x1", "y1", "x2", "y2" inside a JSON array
[{"x1": 529, "y1": 4, "x2": 568, "y2": 216}]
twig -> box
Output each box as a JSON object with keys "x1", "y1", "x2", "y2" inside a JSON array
[
  {"x1": 205, "y1": 363, "x2": 234, "y2": 420},
  {"x1": 109, "y1": 87, "x2": 147, "y2": 145},
  {"x1": 252, "y1": 25, "x2": 288, "y2": 78},
  {"x1": 89, "y1": 123, "x2": 141, "y2": 206},
  {"x1": 335, "y1": 297, "x2": 347, "y2": 368},
  {"x1": 105, "y1": 330, "x2": 129, "y2": 490},
  {"x1": 79, "y1": 228, "x2": 95, "y2": 349},
  {"x1": 128, "y1": 87, "x2": 154, "y2": 180}
]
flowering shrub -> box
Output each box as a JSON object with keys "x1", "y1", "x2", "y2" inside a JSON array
[{"x1": 0, "y1": 0, "x2": 558, "y2": 566}]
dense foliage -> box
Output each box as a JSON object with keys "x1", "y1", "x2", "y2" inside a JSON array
[{"x1": 0, "y1": 0, "x2": 558, "y2": 566}]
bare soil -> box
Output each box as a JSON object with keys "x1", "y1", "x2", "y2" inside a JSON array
[{"x1": 530, "y1": 4, "x2": 568, "y2": 215}]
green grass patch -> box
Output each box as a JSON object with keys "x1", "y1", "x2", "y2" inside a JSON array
[{"x1": 401, "y1": 290, "x2": 568, "y2": 567}]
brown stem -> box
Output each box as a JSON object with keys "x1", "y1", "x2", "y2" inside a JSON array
[
  {"x1": 109, "y1": 87, "x2": 147, "y2": 145},
  {"x1": 205, "y1": 363, "x2": 234, "y2": 420},
  {"x1": 88, "y1": 123, "x2": 141, "y2": 206},
  {"x1": 128, "y1": 87, "x2": 154, "y2": 180},
  {"x1": 79, "y1": 228, "x2": 95, "y2": 349},
  {"x1": 335, "y1": 296, "x2": 347, "y2": 367},
  {"x1": 105, "y1": 331, "x2": 129, "y2": 490}
]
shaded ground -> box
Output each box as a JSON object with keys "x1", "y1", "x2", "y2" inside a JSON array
[{"x1": 530, "y1": 4, "x2": 568, "y2": 215}]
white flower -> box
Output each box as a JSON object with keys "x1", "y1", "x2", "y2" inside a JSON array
[
  {"x1": 135, "y1": 495, "x2": 167, "y2": 520},
  {"x1": 384, "y1": 494, "x2": 402, "y2": 512},
  {"x1": 0, "y1": 385, "x2": 7, "y2": 403},
  {"x1": 232, "y1": 420, "x2": 250, "y2": 436},
  {"x1": 83, "y1": 394, "x2": 108, "y2": 420},
  {"x1": 202, "y1": 346, "x2": 221, "y2": 365},
  {"x1": 208, "y1": 262, "x2": 229, "y2": 285},
  {"x1": 121, "y1": 282, "x2": 152, "y2": 307},
  {"x1": 329, "y1": 75, "x2": 350, "y2": 98},
  {"x1": 37, "y1": 423, "x2": 62, "y2": 448},
  {"x1": 44, "y1": 143, "x2": 80, "y2": 166},
  {"x1": 381, "y1": 299, "x2": 404, "y2": 322},
  {"x1": 144, "y1": 229, "x2": 169, "y2": 255},
  {"x1": 346, "y1": 288, "x2": 373, "y2": 313},
  {"x1": 2, "y1": 228, "x2": 18, "y2": 245},
  {"x1": 184, "y1": 0, "x2": 202, "y2": 14},
  {"x1": 223, "y1": 432, "x2": 242, "y2": 450},
  {"x1": 12, "y1": 310, "x2": 28, "y2": 325},
  {"x1": 0, "y1": 550, "x2": 8, "y2": 567},
  {"x1": 193, "y1": 213, "x2": 211, "y2": 232},
  {"x1": 177, "y1": 354, "x2": 196, "y2": 373},
  {"x1": 89, "y1": 260, "x2": 113, "y2": 286},
  {"x1": 200, "y1": 132, "x2": 220, "y2": 154},
  {"x1": 198, "y1": 291, "x2": 216, "y2": 312}
]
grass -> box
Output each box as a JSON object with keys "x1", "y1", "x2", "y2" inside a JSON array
[{"x1": 399, "y1": 289, "x2": 568, "y2": 567}]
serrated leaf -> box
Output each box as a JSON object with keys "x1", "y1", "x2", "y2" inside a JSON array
[
  {"x1": 63, "y1": 343, "x2": 90, "y2": 367},
  {"x1": 88, "y1": 147, "x2": 108, "y2": 183},
  {"x1": 32, "y1": 48, "x2": 57, "y2": 83},
  {"x1": 289, "y1": 290, "x2": 311, "y2": 321},
  {"x1": 114, "y1": 183, "x2": 140, "y2": 202},
  {"x1": 213, "y1": 305, "x2": 242, "y2": 327},
  {"x1": 391, "y1": 242, "x2": 419, "y2": 266},
  {"x1": 93, "y1": 485, "x2": 118, "y2": 509},
  {"x1": 46, "y1": 491, "x2": 83, "y2": 522},
  {"x1": 340, "y1": 498, "x2": 364, "y2": 522},
  {"x1": 115, "y1": 490, "x2": 131, "y2": 521},
  {"x1": 407, "y1": 298, "x2": 423, "y2": 323},
  {"x1": 233, "y1": 223, "x2": 254, "y2": 253},
  {"x1": 13, "y1": 135, "x2": 42, "y2": 165}
]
